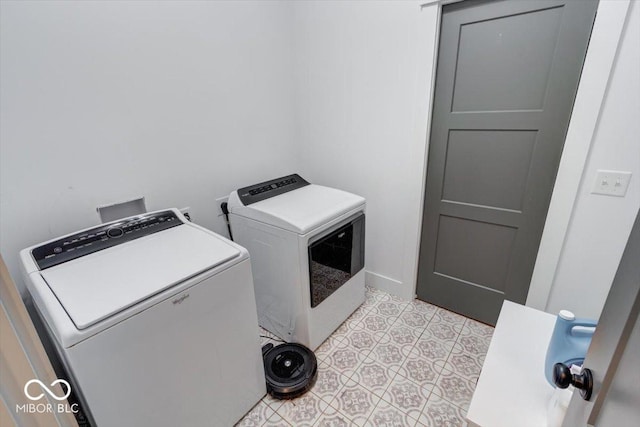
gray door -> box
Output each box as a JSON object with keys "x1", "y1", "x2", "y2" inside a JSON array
[{"x1": 417, "y1": 0, "x2": 598, "y2": 325}]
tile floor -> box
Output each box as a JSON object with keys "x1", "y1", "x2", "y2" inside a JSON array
[{"x1": 237, "y1": 286, "x2": 494, "y2": 427}]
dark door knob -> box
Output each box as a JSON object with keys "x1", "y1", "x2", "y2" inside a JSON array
[{"x1": 552, "y1": 362, "x2": 593, "y2": 401}]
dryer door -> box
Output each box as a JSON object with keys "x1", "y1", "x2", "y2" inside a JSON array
[{"x1": 308, "y1": 213, "x2": 365, "y2": 308}]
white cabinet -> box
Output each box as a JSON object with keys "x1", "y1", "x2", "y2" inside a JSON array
[{"x1": 467, "y1": 301, "x2": 559, "y2": 427}]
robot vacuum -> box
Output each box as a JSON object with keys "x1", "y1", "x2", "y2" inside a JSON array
[{"x1": 262, "y1": 342, "x2": 318, "y2": 399}]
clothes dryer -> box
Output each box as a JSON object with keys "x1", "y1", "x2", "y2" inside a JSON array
[{"x1": 228, "y1": 174, "x2": 365, "y2": 350}]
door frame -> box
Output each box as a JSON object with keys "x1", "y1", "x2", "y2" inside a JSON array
[
  {"x1": 406, "y1": 0, "x2": 632, "y2": 310},
  {"x1": 0, "y1": 255, "x2": 79, "y2": 427}
]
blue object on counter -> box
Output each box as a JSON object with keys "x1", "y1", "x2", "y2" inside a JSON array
[{"x1": 544, "y1": 310, "x2": 597, "y2": 386}]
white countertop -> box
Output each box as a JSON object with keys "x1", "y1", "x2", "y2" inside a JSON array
[{"x1": 467, "y1": 301, "x2": 557, "y2": 427}]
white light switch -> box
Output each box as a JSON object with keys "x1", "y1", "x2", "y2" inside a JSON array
[{"x1": 591, "y1": 170, "x2": 632, "y2": 197}]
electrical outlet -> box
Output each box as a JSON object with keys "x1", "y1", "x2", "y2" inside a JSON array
[
  {"x1": 591, "y1": 170, "x2": 632, "y2": 197},
  {"x1": 215, "y1": 196, "x2": 229, "y2": 217}
]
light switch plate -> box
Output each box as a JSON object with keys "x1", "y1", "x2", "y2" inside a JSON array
[{"x1": 591, "y1": 170, "x2": 632, "y2": 197}]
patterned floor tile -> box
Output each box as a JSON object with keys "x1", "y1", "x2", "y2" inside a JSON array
[
  {"x1": 435, "y1": 307, "x2": 467, "y2": 322},
  {"x1": 414, "y1": 336, "x2": 454, "y2": 366},
  {"x1": 433, "y1": 370, "x2": 475, "y2": 410},
  {"x1": 370, "y1": 299, "x2": 407, "y2": 319},
  {"x1": 455, "y1": 333, "x2": 490, "y2": 358},
  {"x1": 361, "y1": 312, "x2": 395, "y2": 334},
  {"x1": 312, "y1": 361, "x2": 350, "y2": 404},
  {"x1": 418, "y1": 393, "x2": 466, "y2": 427},
  {"x1": 315, "y1": 336, "x2": 348, "y2": 362},
  {"x1": 381, "y1": 375, "x2": 431, "y2": 421},
  {"x1": 366, "y1": 398, "x2": 418, "y2": 427},
  {"x1": 331, "y1": 316, "x2": 363, "y2": 342},
  {"x1": 330, "y1": 380, "x2": 381, "y2": 426},
  {"x1": 350, "y1": 356, "x2": 397, "y2": 398},
  {"x1": 432, "y1": 309, "x2": 466, "y2": 332},
  {"x1": 261, "y1": 393, "x2": 285, "y2": 412},
  {"x1": 236, "y1": 401, "x2": 274, "y2": 427},
  {"x1": 432, "y1": 307, "x2": 467, "y2": 331},
  {"x1": 326, "y1": 344, "x2": 367, "y2": 378},
  {"x1": 362, "y1": 290, "x2": 389, "y2": 311},
  {"x1": 461, "y1": 319, "x2": 494, "y2": 339},
  {"x1": 476, "y1": 352, "x2": 486, "y2": 367},
  {"x1": 396, "y1": 309, "x2": 431, "y2": 330},
  {"x1": 384, "y1": 323, "x2": 422, "y2": 347},
  {"x1": 422, "y1": 321, "x2": 460, "y2": 345},
  {"x1": 369, "y1": 340, "x2": 413, "y2": 370},
  {"x1": 444, "y1": 344, "x2": 484, "y2": 382},
  {"x1": 359, "y1": 299, "x2": 380, "y2": 314},
  {"x1": 394, "y1": 350, "x2": 441, "y2": 389},
  {"x1": 387, "y1": 293, "x2": 410, "y2": 305},
  {"x1": 404, "y1": 300, "x2": 438, "y2": 321},
  {"x1": 314, "y1": 404, "x2": 353, "y2": 426},
  {"x1": 350, "y1": 303, "x2": 373, "y2": 321},
  {"x1": 342, "y1": 328, "x2": 377, "y2": 358},
  {"x1": 276, "y1": 392, "x2": 329, "y2": 426},
  {"x1": 263, "y1": 411, "x2": 292, "y2": 426},
  {"x1": 365, "y1": 286, "x2": 390, "y2": 301},
  {"x1": 238, "y1": 288, "x2": 486, "y2": 427}
]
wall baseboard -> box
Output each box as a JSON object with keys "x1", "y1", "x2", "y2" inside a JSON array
[{"x1": 365, "y1": 271, "x2": 414, "y2": 300}]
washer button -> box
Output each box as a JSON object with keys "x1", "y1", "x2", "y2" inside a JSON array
[{"x1": 107, "y1": 228, "x2": 124, "y2": 238}]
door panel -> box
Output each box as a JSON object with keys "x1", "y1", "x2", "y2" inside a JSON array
[
  {"x1": 442, "y1": 130, "x2": 537, "y2": 210},
  {"x1": 452, "y1": 6, "x2": 564, "y2": 112},
  {"x1": 417, "y1": 0, "x2": 598, "y2": 325},
  {"x1": 434, "y1": 216, "x2": 516, "y2": 292}
]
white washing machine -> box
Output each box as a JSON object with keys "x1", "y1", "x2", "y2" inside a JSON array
[
  {"x1": 228, "y1": 174, "x2": 366, "y2": 350},
  {"x1": 20, "y1": 209, "x2": 265, "y2": 427}
]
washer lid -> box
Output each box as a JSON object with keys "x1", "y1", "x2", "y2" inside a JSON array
[
  {"x1": 40, "y1": 225, "x2": 240, "y2": 330},
  {"x1": 229, "y1": 184, "x2": 365, "y2": 234}
]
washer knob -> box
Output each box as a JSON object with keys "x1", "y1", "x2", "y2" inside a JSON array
[{"x1": 107, "y1": 228, "x2": 124, "y2": 238}]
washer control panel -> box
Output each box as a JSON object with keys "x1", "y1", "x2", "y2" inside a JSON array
[
  {"x1": 237, "y1": 174, "x2": 309, "y2": 205},
  {"x1": 32, "y1": 211, "x2": 182, "y2": 269}
]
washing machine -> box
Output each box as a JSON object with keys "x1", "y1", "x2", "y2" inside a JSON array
[
  {"x1": 20, "y1": 209, "x2": 265, "y2": 427},
  {"x1": 228, "y1": 174, "x2": 366, "y2": 350}
]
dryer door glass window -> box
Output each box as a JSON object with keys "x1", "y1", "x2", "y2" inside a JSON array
[{"x1": 308, "y1": 213, "x2": 365, "y2": 308}]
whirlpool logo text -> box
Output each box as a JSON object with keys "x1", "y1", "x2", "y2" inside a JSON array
[{"x1": 16, "y1": 379, "x2": 79, "y2": 415}]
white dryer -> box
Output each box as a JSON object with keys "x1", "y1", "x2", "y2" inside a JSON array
[
  {"x1": 20, "y1": 209, "x2": 265, "y2": 427},
  {"x1": 228, "y1": 174, "x2": 366, "y2": 350}
]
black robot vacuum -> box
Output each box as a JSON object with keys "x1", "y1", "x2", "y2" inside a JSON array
[{"x1": 262, "y1": 342, "x2": 318, "y2": 399}]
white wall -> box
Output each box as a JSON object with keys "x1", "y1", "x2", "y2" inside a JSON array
[
  {"x1": 0, "y1": 0, "x2": 298, "y2": 294},
  {"x1": 545, "y1": 1, "x2": 640, "y2": 319},
  {"x1": 292, "y1": 0, "x2": 433, "y2": 298}
]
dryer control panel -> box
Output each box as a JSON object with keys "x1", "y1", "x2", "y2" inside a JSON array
[
  {"x1": 237, "y1": 174, "x2": 309, "y2": 205},
  {"x1": 32, "y1": 211, "x2": 182, "y2": 270}
]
